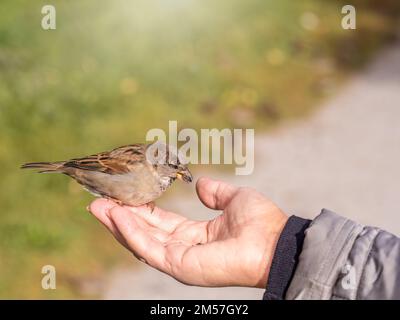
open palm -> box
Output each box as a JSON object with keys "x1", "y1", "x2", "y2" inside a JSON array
[{"x1": 89, "y1": 177, "x2": 287, "y2": 288}]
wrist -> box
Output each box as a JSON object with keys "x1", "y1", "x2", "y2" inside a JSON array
[
  {"x1": 263, "y1": 215, "x2": 312, "y2": 299},
  {"x1": 255, "y1": 210, "x2": 289, "y2": 288}
]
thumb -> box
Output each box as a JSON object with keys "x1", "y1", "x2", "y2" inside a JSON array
[{"x1": 196, "y1": 177, "x2": 239, "y2": 210}]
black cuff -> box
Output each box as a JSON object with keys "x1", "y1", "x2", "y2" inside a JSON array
[{"x1": 263, "y1": 215, "x2": 311, "y2": 300}]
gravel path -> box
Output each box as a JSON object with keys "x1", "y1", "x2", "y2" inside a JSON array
[{"x1": 102, "y1": 41, "x2": 400, "y2": 299}]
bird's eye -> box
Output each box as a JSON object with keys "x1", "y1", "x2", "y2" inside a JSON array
[{"x1": 170, "y1": 164, "x2": 179, "y2": 169}]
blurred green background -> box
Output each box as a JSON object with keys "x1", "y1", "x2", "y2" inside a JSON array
[{"x1": 0, "y1": 0, "x2": 399, "y2": 298}]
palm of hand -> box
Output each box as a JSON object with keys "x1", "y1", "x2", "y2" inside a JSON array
[{"x1": 89, "y1": 178, "x2": 287, "y2": 288}]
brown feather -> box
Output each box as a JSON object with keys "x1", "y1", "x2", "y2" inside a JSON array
[{"x1": 61, "y1": 144, "x2": 147, "y2": 174}]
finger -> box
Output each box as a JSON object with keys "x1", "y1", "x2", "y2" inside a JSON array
[
  {"x1": 89, "y1": 199, "x2": 170, "y2": 243},
  {"x1": 109, "y1": 206, "x2": 169, "y2": 273},
  {"x1": 128, "y1": 205, "x2": 209, "y2": 244},
  {"x1": 88, "y1": 198, "x2": 129, "y2": 248},
  {"x1": 126, "y1": 205, "x2": 187, "y2": 233},
  {"x1": 196, "y1": 177, "x2": 238, "y2": 210},
  {"x1": 89, "y1": 198, "x2": 117, "y2": 228}
]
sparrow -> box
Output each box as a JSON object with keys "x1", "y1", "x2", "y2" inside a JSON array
[{"x1": 21, "y1": 142, "x2": 192, "y2": 209}]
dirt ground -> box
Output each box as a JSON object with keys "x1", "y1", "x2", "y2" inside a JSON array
[{"x1": 102, "y1": 40, "x2": 400, "y2": 299}]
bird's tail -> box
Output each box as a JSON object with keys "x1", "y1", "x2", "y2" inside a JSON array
[{"x1": 20, "y1": 161, "x2": 65, "y2": 173}]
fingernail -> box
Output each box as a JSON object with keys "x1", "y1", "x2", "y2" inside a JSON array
[{"x1": 86, "y1": 205, "x2": 90, "y2": 212}]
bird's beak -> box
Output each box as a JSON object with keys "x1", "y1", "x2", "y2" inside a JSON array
[{"x1": 177, "y1": 168, "x2": 193, "y2": 183}]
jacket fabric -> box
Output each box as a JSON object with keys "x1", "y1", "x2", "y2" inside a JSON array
[{"x1": 264, "y1": 209, "x2": 400, "y2": 300}]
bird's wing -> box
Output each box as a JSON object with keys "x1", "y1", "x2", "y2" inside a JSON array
[{"x1": 63, "y1": 144, "x2": 146, "y2": 175}]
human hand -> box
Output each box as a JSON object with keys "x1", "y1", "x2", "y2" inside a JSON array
[{"x1": 89, "y1": 177, "x2": 288, "y2": 288}]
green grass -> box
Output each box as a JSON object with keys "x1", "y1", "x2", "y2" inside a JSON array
[{"x1": 0, "y1": 0, "x2": 399, "y2": 298}]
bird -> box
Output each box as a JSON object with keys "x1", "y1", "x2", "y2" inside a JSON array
[{"x1": 21, "y1": 141, "x2": 192, "y2": 210}]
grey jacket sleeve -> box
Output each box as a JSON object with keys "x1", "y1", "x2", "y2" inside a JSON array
[{"x1": 286, "y1": 209, "x2": 400, "y2": 300}]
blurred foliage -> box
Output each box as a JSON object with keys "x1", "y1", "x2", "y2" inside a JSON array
[{"x1": 0, "y1": 0, "x2": 399, "y2": 298}]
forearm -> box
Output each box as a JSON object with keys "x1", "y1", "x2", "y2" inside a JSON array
[{"x1": 264, "y1": 209, "x2": 400, "y2": 300}]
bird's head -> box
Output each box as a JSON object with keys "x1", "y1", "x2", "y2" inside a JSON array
[{"x1": 146, "y1": 141, "x2": 193, "y2": 183}]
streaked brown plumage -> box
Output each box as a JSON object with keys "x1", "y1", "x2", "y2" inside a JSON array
[{"x1": 21, "y1": 142, "x2": 192, "y2": 207}]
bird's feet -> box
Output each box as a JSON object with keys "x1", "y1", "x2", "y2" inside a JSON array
[
  {"x1": 104, "y1": 196, "x2": 123, "y2": 206},
  {"x1": 146, "y1": 201, "x2": 155, "y2": 214}
]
